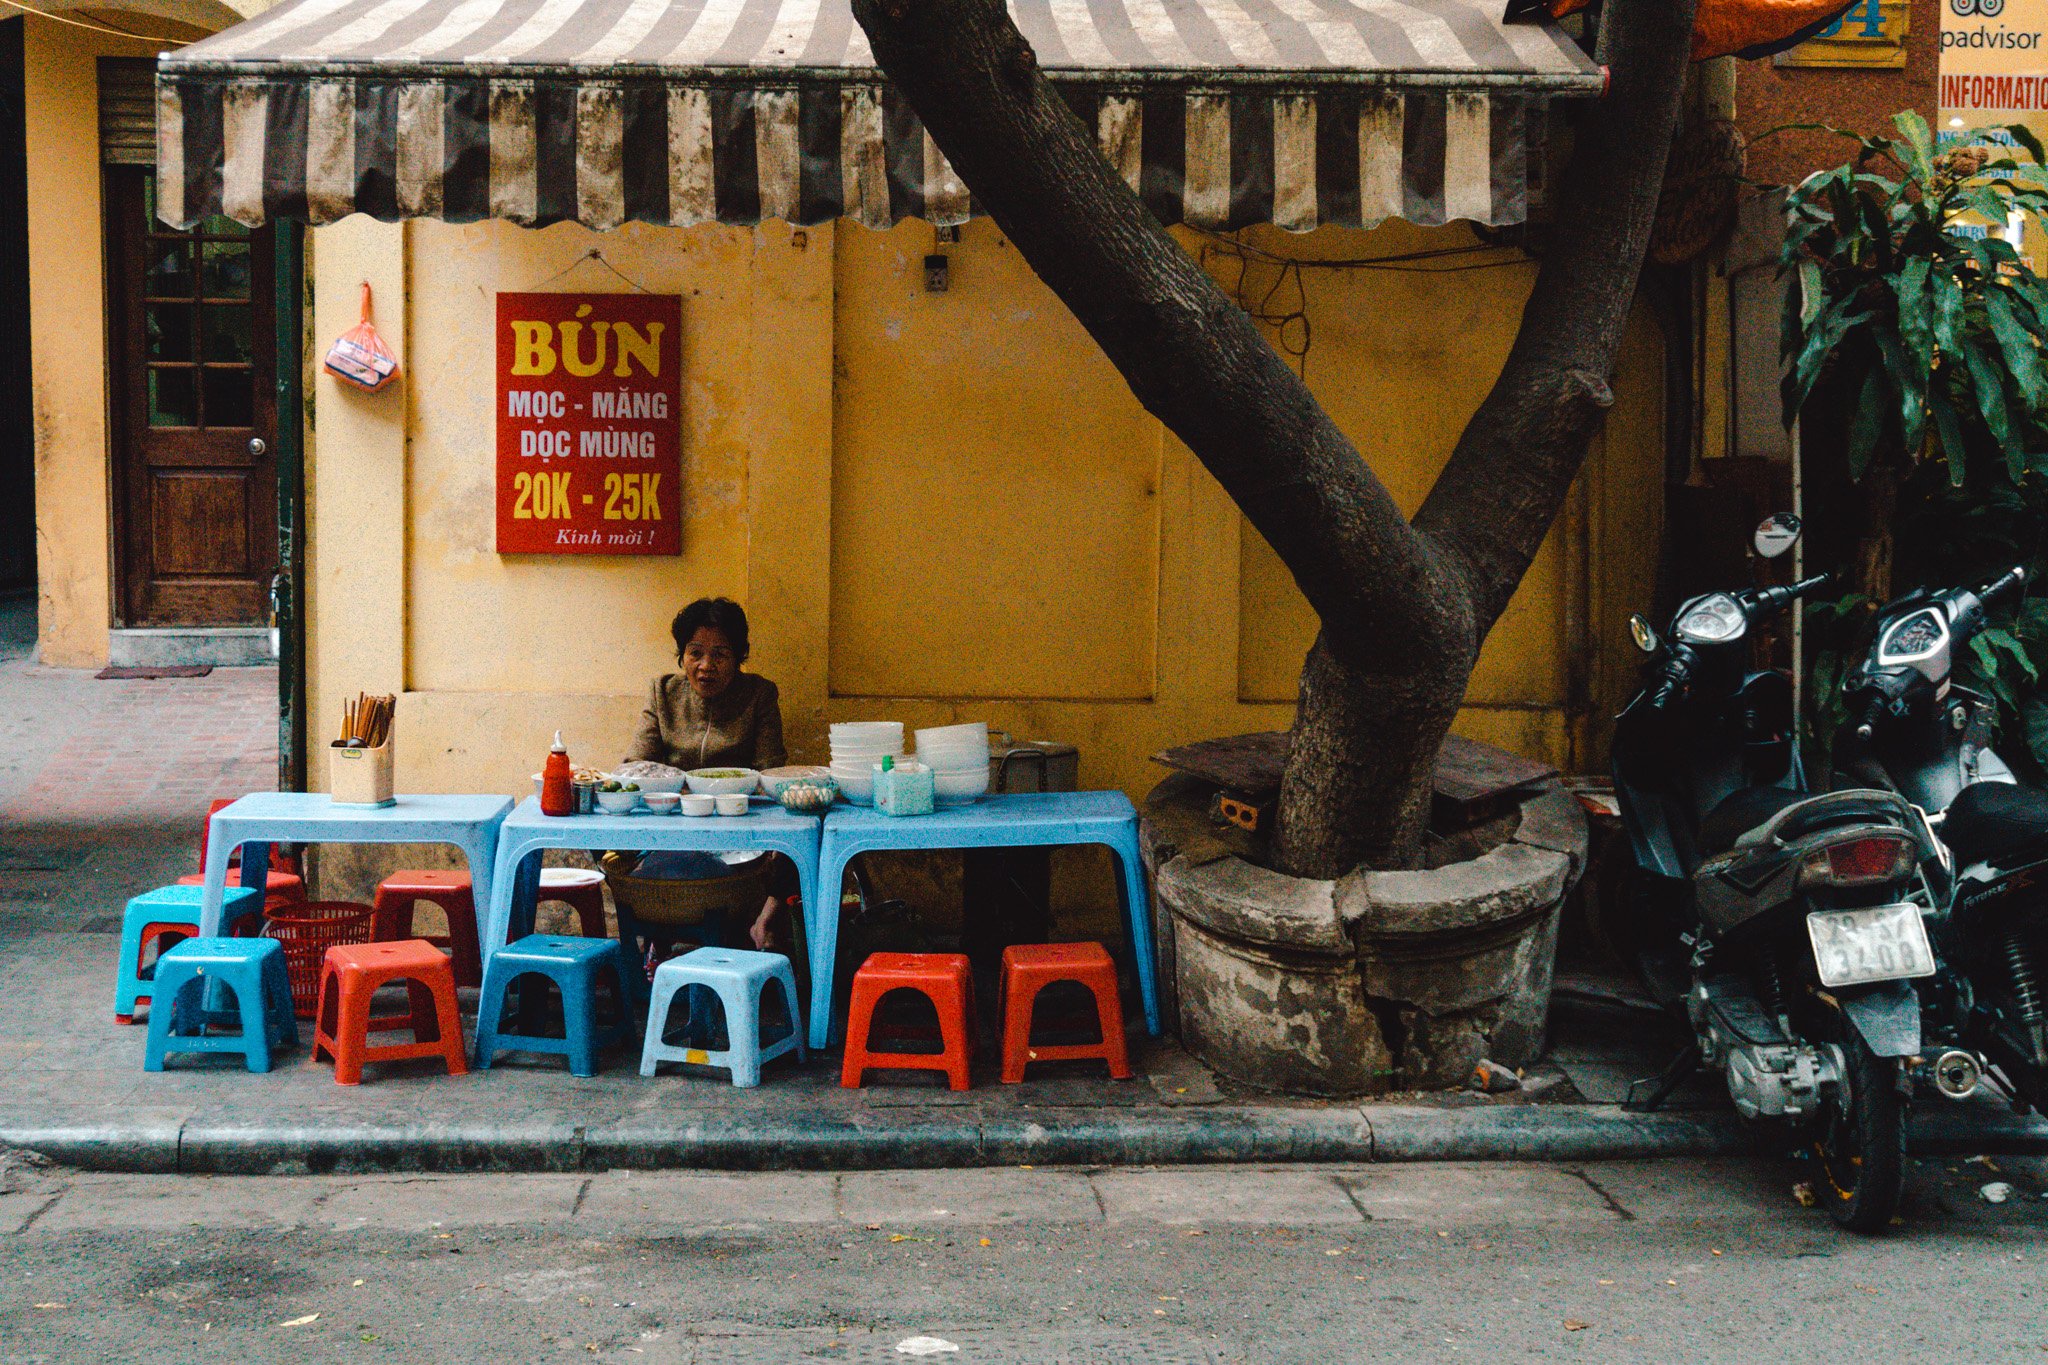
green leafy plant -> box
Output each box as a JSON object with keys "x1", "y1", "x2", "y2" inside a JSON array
[
  {"x1": 1780, "y1": 112, "x2": 2048, "y2": 482},
  {"x1": 1777, "y1": 113, "x2": 2048, "y2": 776}
]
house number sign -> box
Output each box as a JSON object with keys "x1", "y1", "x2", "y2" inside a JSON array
[{"x1": 495, "y1": 291, "x2": 682, "y2": 556}]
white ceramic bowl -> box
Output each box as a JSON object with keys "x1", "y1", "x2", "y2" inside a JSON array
[
  {"x1": 933, "y1": 767, "x2": 990, "y2": 804},
  {"x1": 917, "y1": 753, "x2": 989, "y2": 774},
  {"x1": 832, "y1": 767, "x2": 876, "y2": 804},
  {"x1": 916, "y1": 742, "x2": 987, "y2": 762},
  {"x1": 678, "y1": 793, "x2": 715, "y2": 817},
  {"x1": 831, "y1": 725, "x2": 903, "y2": 749},
  {"x1": 685, "y1": 767, "x2": 761, "y2": 796},
  {"x1": 831, "y1": 754, "x2": 904, "y2": 770},
  {"x1": 613, "y1": 769, "x2": 687, "y2": 794},
  {"x1": 642, "y1": 792, "x2": 680, "y2": 813},
  {"x1": 916, "y1": 722, "x2": 988, "y2": 748},
  {"x1": 714, "y1": 793, "x2": 750, "y2": 816},
  {"x1": 594, "y1": 789, "x2": 641, "y2": 814}
]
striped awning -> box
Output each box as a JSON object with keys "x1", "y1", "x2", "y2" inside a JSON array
[{"x1": 157, "y1": 0, "x2": 1602, "y2": 233}]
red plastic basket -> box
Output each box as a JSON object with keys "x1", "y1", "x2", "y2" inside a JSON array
[{"x1": 264, "y1": 900, "x2": 376, "y2": 1017}]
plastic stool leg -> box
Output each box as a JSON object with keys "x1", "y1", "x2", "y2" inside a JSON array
[
  {"x1": 330, "y1": 978, "x2": 369, "y2": 1086},
  {"x1": 473, "y1": 968, "x2": 510, "y2": 1070},
  {"x1": 115, "y1": 912, "x2": 157, "y2": 1021},
  {"x1": 1000, "y1": 977, "x2": 1044, "y2": 1084},
  {"x1": 264, "y1": 950, "x2": 299, "y2": 1049},
  {"x1": 233, "y1": 972, "x2": 274, "y2": 1073},
  {"x1": 839, "y1": 979, "x2": 882, "y2": 1088},
  {"x1": 430, "y1": 976, "x2": 468, "y2": 1076},
  {"x1": 563, "y1": 968, "x2": 600, "y2": 1078},
  {"x1": 936, "y1": 985, "x2": 972, "y2": 1092},
  {"x1": 1088, "y1": 974, "x2": 1133, "y2": 1079},
  {"x1": 714, "y1": 978, "x2": 761, "y2": 1088},
  {"x1": 442, "y1": 893, "x2": 483, "y2": 988},
  {"x1": 640, "y1": 974, "x2": 687, "y2": 1076},
  {"x1": 140, "y1": 967, "x2": 191, "y2": 1071},
  {"x1": 772, "y1": 960, "x2": 806, "y2": 1063},
  {"x1": 371, "y1": 891, "x2": 418, "y2": 943}
]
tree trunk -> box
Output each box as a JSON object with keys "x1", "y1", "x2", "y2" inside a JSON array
[
  {"x1": 851, "y1": 0, "x2": 1698, "y2": 877},
  {"x1": 1276, "y1": 626, "x2": 1476, "y2": 874}
]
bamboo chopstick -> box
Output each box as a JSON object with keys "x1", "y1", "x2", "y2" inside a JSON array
[{"x1": 335, "y1": 692, "x2": 397, "y2": 747}]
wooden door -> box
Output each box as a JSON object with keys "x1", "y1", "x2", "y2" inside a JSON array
[{"x1": 106, "y1": 167, "x2": 276, "y2": 626}]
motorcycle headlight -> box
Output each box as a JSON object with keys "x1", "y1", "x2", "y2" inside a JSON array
[{"x1": 1676, "y1": 594, "x2": 1746, "y2": 644}]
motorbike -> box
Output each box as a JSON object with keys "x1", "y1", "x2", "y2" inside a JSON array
[
  {"x1": 1610, "y1": 520, "x2": 1940, "y2": 1232},
  {"x1": 1836, "y1": 565, "x2": 2048, "y2": 1115}
]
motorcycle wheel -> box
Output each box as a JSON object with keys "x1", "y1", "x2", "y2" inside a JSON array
[{"x1": 1806, "y1": 1007, "x2": 1907, "y2": 1234}]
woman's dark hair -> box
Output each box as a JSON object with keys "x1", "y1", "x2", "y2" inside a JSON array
[{"x1": 672, "y1": 598, "x2": 750, "y2": 663}]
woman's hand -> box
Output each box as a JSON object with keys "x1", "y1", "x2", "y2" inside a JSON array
[{"x1": 750, "y1": 895, "x2": 783, "y2": 951}]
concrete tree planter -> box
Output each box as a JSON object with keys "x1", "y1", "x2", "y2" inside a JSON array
[{"x1": 1141, "y1": 771, "x2": 1587, "y2": 1098}]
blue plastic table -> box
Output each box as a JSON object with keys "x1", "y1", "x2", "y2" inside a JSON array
[
  {"x1": 810, "y1": 791, "x2": 1161, "y2": 1050},
  {"x1": 196, "y1": 793, "x2": 514, "y2": 940},
  {"x1": 482, "y1": 797, "x2": 822, "y2": 968}
]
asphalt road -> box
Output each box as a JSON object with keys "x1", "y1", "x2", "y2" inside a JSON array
[{"x1": 3, "y1": 1154, "x2": 2046, "y2": 1363}]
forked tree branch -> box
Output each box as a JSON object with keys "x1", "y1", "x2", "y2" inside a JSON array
[
  {"x1": 1413, "y1": 0, "x2": 1698, "y2": 632},
  {"x1": 851, "y1": 0, "x2": 1698, "y2": 874}
]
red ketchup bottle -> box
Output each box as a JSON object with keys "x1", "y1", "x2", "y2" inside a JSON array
[{"x1": 541, "y1": 731, "x2": 575, "y2": 816}]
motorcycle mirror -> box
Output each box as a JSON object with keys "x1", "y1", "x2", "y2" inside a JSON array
[
  {"x1": 1753, "y1": 513, "x2": 1802, "y2": 560},
  {"x1": 1629, "y1": 614, "x2": 1659, "y2": 653}
]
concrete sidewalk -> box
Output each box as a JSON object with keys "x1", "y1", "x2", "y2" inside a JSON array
[{"x1": 2, "y1": 592, "x2": 2043, "y2": 1175}]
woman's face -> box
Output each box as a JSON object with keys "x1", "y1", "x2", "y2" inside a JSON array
[{"x1": 682, "y1": 626, "x2": 740, "y2": 700}]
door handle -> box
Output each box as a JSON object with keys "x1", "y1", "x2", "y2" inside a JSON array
[{"x1": 249, "y1": 437, "x2": 268, "y2": 457}]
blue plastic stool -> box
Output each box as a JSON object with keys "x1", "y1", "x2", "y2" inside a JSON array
[
  {"x1": 116, "y1": 884, "x2": 265, "y2": 1023},
  {"x1": 641, "y1": 947, "x2": 805, "y2": 1088},
  {"x1": 473, "y1": 934, "x2": 636, "y2": 1077},
  {"x1": 143, "y1": 936, "x2": 298, "y2": 1072}
]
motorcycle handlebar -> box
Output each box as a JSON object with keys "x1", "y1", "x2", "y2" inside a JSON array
[
  {"x1": 1853, "y1": 692, "x2": 1889, "y2": 742},
  {"x1": 1975, "y1": 565, "x2": 2028, "y2": 607},
  {"x1": 1751, "y1": 574, "x2": 1831, "y2": 614}
]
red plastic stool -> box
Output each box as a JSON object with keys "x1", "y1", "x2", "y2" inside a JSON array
[
  {"x1": 537, "y1": 867, "x2": 608, "y2": 938},
  {"x1": 311, "y1": 940, "x2": 469, "y2": 1085},
  {"x1": 841, "y1": 952, "x2": 976, "y2": 1091},
  {"x1": 372, "y1": 870, "x2": 482, "y2": 988},
  {"x1": 999, "y1": 942, "x2": 1133, "y2": 1083}
]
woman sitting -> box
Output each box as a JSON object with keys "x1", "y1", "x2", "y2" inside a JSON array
[{"x1": 619, "y1": 597, "x2": 786, "y2": 950}]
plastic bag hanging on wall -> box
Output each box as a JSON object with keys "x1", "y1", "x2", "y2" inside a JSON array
[{"x1": 325, "y1": 282, "x2": 399, "y2": 392}]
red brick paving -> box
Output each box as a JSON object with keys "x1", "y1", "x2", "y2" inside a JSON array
[{"x1": 0, "y1": 669, "x2": 278, "y2": 827}]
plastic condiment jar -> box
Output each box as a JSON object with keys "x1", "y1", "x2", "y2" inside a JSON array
[{"x1": 541, "y1": 731, "x2": 575, "y2": 816}]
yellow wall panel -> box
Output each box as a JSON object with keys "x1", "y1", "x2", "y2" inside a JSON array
[
  {"x1": 827, "y1": 220, "x2": 1161, "y2": 701},
  {"x1": 401, "y1": 219, "x2": 757, "y2": 697}
]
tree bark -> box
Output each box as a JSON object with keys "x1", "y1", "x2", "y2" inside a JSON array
[{"x1": 850, "y1": 0, "x2": 1696, "y2": 877}]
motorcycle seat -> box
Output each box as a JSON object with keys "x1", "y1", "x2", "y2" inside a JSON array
[
  {"x1": 1942, "y1": 781, "x2": 2048, "y2": 868},
  {"x1": 1698, "y1": 785, "x2": 1808, "y2": 856}
]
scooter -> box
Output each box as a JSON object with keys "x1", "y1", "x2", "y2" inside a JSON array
[
  {"x1": 1837, "y1": 566, "x2": 2048, "y2": 1113},
  {"x1": 1611, "y1": 520, "x2": 1939, "y2": 1232}
]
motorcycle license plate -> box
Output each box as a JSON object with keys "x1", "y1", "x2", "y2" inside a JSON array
[{"x1": 1805, "y1": 903, "x2": 1936, "y2": 989}]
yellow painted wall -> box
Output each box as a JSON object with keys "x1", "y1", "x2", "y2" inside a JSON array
[
  {"x1": 306, "y1": 213, "x2": 1663, "y2": 809},
  {"x1": 21, "y1": 16, "x2": 161, "y2": 668},
  {"x1": 23, "y1": 1, "x2": 260, "y2": 667}
]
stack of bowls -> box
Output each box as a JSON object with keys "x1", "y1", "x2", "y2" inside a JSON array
[
  {"x1": 830, "y1": 721, "x2": 905, "y2": 805},
  {"x1": 914, "y1": 723, "x2": 991, "y2": 806}
]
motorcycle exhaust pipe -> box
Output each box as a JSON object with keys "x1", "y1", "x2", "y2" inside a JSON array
[{"x1": 1931, "y1": 1049, "x2": 1984, "y2": 1099}]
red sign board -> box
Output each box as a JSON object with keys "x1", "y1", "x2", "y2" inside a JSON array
[{"x1": 495, "y1": 292, "x2": 682, "y2": 555}]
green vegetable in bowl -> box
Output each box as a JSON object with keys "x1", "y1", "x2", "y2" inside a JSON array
[
  {"x1": 695, "y1": 769, "x2": 746, "y2": 779},
  {"x1": 601, "y1": 780, "x2": 621, "y2": 792},
  {"x1": 622, "y1": 782, "x2": 639, "y2": 792}
]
